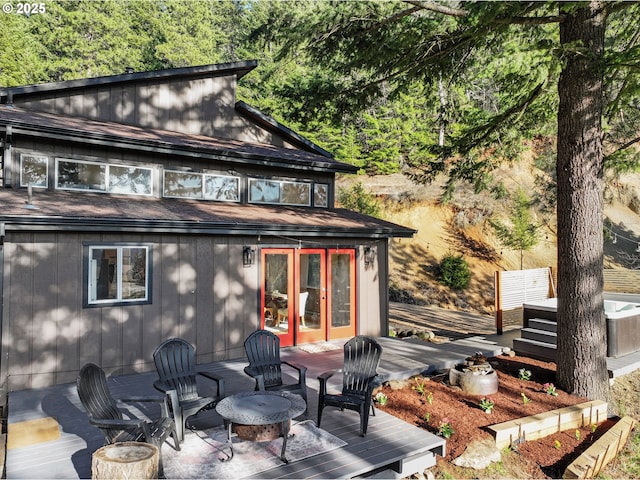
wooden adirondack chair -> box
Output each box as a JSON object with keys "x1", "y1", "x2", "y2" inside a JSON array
[
  {"x1": 76, "y1": 363, "x2": 180, "y2": 450},
  {"x1": 152, "y1": 338, "x2": 226, "y2": 442},
  {"x1": 243, "y1": 329, "x2": 308, "y2": 407},
  {"x1": 317, "y1": 336, "x2": 383, "y2": 436}
]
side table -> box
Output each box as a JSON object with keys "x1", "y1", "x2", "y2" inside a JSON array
[{"x1": 215, "y1": 390, "x2": 306, "y2": 463}]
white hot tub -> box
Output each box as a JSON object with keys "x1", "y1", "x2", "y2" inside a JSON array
[{"x1": 522, "y1": 296, "x2": 640, "y2": 358}]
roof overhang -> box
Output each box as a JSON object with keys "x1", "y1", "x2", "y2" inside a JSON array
[
  {"x1": 0, "y1": 105, "x2": 358, "y2": 174},
  {"x1": 0, "y1": 190, "x2": 416, "y2": 239},
  {"x1": 0, "y1": 61, "x2": 259, "y2": 100}
]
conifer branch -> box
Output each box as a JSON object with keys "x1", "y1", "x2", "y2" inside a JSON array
[{"x1": 404, "y1": 1, "x2": 469, "y2": 17}]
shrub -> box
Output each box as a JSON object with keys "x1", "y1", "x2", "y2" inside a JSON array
[
  {"x1": 336, "y1": 181, "x2": 381, "y2": 217},
  {"x1": 438, "y1": 253, "x2": 471, "y2": 290}
]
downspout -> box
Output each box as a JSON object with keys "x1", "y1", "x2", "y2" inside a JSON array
[
  {"x1": 0, "y1": 124, "x2": 10, "y2": 407},
  {"x1": 0, "y1": 221, "x2": 5, "y2": 408}
]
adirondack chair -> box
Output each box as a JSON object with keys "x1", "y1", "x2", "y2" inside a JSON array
[
  {"x1": 317, "y1": 336, "x2": 383, "y2": 436},
  {"x1": 153, "y1": 338, "x2": 226, "y2": 442},
  {"x1": 243, "y1": 329, "x2": 308, "y2": 407},
  {"x1": 76, "y1": 363, "x2": 180, "y2": 450}
]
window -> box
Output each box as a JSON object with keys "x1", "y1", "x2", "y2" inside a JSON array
[
  {"x1": 57, "y1": 158, "x2": 106, "y2": 191},
  {"x1": 314, "y1": 183, "x2": 328, "y2": 207},
  {"x1": 163, "y1": 170, "x2": 241, "y2": 201},
  {"x1": 109, "y1": 165, "x2": 153, "y2": 195},
  {"x1": 20, "y1": 154, "x2": 48, "y2": 188},
  {"x1": 249, "y1": 178, "x2": 312, "y2": 206},
  {"x1": 204, "y1": 174, "x2": 240, "y2": 201},
  {"x1": 85, "y1": 245, "x2": 151, "y2": 306},
  {"x1": 56, "y1": 158, "x2": 153, "y2": 195}
]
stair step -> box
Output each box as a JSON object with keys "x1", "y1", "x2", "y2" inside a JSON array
[
  {"x1": 521, "y1": 327, "x2": 557, "y2": 345},
  {"x1": 513, "y1": 338, "x2": 557, "y2": 362},
  {"x1": 528, "y1": 318, "x2": 557, "y2": 333}
]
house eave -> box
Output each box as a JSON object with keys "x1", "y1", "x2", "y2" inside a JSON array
[
  {"x1": 0, "y1": 216, "x2": 416, "y2": 239},
  {"x1": 0, "y1": 61, "x2": 258, "y2": 101},
  {"x1": 235, "y1": 101, "x2": 335, "y2": 159},
  {"x1": 8, "y1": 125, "x2": 355, "y2": 173}
]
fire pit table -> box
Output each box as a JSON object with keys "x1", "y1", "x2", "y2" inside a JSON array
[{"x1": 215, "y1": 390, "x2": 306, "y2": 463}]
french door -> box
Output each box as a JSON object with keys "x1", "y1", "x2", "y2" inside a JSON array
[{"x1": 261, "y1": 248, "x2": 356, "y2": 346}]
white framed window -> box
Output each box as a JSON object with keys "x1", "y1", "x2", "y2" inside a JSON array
[
  {"x1": 85, "y1": 245, "x2": 151, "y2": 306},
  {"x1": 56, "y1": 158, "x2": 153, "y2": 195},
  {"x1": 249, "y1": 178, "x2": 280, "y2": 203},
  {"x1": 20, "y1": 153, "x2": 49, "y2": 188},
  {"x1": 249, "y1": 178, "x2": 312, "y2": 206},
  {"x1": 56, "y1": 158, "x2": 107, "y2": 192},
  {"x1": 109, "y1": 165, "x2": 153, "y2": 195},
  {"x1": 163, "y1": 170, "x2": 203, "y2": 198},
  {"x1": 204, "y1": 174, "x2": 240, "y2": 201},
  {"x1": 314, "y1": 183, "x2": 329, "y2": 207}
]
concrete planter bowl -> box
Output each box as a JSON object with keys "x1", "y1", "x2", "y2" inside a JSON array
[{"x1": 449, "y1": 363, "x2": 499, "y2": 395}]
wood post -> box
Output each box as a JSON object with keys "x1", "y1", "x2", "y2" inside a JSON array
[{"x1": 92, "y1": 442, "x2": 158, "y2": 479}]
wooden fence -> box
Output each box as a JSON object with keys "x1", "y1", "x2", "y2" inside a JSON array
[
  {"x1": 494, "y1": 267, "x2": 556, "y2": 334},
  {"x1": 603, "y1": 269, "x2": 640, "y2": 294}
]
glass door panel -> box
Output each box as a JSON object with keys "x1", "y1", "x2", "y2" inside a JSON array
[
  {"x1": 296, "y1": 250, "x2": 326, "y2": 344},
  {"x1": 262, "y1": 249, "x2": 294, "y2": 346},
  {"x1": 261, "y1": 247, "x2": 356, "y2": 345},
  {"x1": 328, "y1": 250, "x2": 356, "y2": 340}
]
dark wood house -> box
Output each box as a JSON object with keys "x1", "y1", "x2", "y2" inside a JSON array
[{"x1": 0, "y1": 61, "x2": 414, "y2": 395}]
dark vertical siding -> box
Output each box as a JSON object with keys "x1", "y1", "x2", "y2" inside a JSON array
[{"x1": 2, "y1": 233, "x2": 384, "y2": 391}]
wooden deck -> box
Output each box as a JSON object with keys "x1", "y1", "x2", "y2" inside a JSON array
[
  {"x1": 6, "y1": 333, "x2": 510, "y2": 479},
  {"x1": 5, "y1": 304, "x2": 640, "y2": 478}
]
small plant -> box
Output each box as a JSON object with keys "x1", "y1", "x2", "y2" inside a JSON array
[
  {"x1": 543, "y1": 382, "x2": 558, "y2": 396},
  {"x1": 437, "y1": 418, "x2": 455, "y2": 438},
  {"x1": 413, "y1": 378, "x2": 427, "y2": 396},
  {"x1": 424, "y1": 412, "x2": 431, "y2": 423},
  {"x1": 426, "y1": 391, "x2": 434, "y2": 405},
  {"x1": 374, "y1": 392, "x2": 388, "y2": 406},
  {"x1": 518, "y1": 368, "x2": 532, "y2": 381},
  {"x1": 591, "y1": 423, "x2": 598, "y2": 433},
  {"x1": 554, "y1": 439, "x2": 562, "y2": 450},
  {"x1": 521, "y1": 392, "x2": 531, "y2": 404},
  {"x1": 478, "y1": 397, "x2": 495, "y2": 413},
  {"x1": 574, "y1": 429, "x2": 581, "y2": 441}
]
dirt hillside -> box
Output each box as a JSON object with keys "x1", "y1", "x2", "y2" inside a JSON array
[{"x1": 339, "y1": 162, "x2": 640, "y2": 316}]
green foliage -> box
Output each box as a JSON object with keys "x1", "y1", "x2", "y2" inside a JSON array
[
  {"x1": 490, "y1": 189, "x2": 540, "y2": 269},
  {"x1": 437, "y1": 253, "x2": 471, "y2": 290},
  {"x1": 518, "y1": 368, "x2": 532, "y2": 381},
  {"x1": 336, "y1": 182, "x2": 381, "y2": 218}
]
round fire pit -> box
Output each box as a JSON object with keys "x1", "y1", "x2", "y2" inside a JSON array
[{"x1": 449, "y1": 362, "x2": 499, "y2": 395}]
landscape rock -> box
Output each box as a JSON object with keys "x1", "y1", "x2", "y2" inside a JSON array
[
  {"x1": 452, "y1": 438, "x2": 501, "y2": 470},
  {"x1": 386, "y1": 378, "x2": 414, "y2": 390}
]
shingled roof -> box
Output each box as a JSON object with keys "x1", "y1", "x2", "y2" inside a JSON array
[
  {"x1": 0, "y1": 105, "x2": 356, "y2": 173},
  {"x1": 0, "y1": 189, "x2": 416, "y2": 239}
]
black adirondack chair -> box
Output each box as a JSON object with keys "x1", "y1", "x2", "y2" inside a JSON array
[
  {"x1": 243, "y1": 329, "x2": 308, "y2": 407},
  {"x1": 317, "y1": 336, "x2": 383, "y2": 436},
  {"x1": 153, "y1": 338, "x2": 226, "y2": 442},
  {"x1": 76, "y1": 363, "x2": 180, "y2": 451}
]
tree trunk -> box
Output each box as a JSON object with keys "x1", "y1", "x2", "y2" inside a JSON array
[{"x1": 555, "y1": 1, "x2": 610, "y2": 402}]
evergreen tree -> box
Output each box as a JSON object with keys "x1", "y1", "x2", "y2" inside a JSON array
[
  {"x1": 491, "y1": 189, "x2": 540, "y2": 269},
  {"x1": 282, "y1": 0, "x2": 640, "y2": 401}
]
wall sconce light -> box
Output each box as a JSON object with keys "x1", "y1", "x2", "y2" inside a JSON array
[
  {"x1": 243, "y1": 246, "x2": 255, "y2": 267},
  {"x1": 364, "y1": 246, "x2": 375, "y2": 265}
]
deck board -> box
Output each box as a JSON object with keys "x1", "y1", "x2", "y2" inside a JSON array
[{"x1": 6, "y1": 316, "x2": 640, "y2": 479}]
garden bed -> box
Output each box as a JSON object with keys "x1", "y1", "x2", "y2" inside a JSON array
[{"x1": 375, "y1": 354, "x2": 624, "y2": 478}]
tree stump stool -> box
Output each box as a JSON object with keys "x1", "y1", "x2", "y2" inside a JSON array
[{"x1": 92, "y1": 442, "x2": 159, "y2": 479}]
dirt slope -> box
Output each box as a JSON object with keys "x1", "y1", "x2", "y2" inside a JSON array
[{"x1": 339, "y1": 164, "x2": 640, "y2": 315}]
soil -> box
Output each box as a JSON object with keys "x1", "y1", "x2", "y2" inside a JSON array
[{"x1": 374, "y1": 354, "x2": 618, "y2": 479}]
